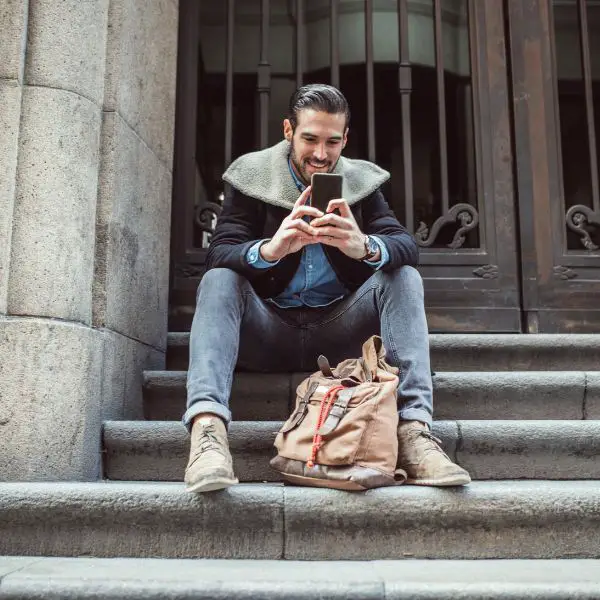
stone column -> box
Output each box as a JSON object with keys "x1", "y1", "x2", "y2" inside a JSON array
[{"x1": 0, "y1": 0, "x2": 178, "y2": 481}]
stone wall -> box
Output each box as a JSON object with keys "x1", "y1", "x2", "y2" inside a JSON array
[{"x1": 0, "y1": 0, "x2": 178, "y2": 480}]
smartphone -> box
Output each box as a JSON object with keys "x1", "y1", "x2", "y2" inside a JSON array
[{"x1": 310, "y1": 173, "x2": 343, "y2": 214}]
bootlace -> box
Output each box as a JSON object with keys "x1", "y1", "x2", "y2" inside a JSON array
[
  {"x1": 193, "y1": 424, "x2": 226, "y2": 457},
  {"x1": 417, "y1": 430, "x2": 450, "y2": 459}
]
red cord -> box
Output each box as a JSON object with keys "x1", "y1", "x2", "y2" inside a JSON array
[{"x1": 306, "y1": 385, "x2": 345, "y2": 468}]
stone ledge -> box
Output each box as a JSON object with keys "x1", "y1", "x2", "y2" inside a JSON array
[
  {"x1": 143, "y1": 370, "x2": 592, "y2": 421},
  {"x1": 166, "y1": 332, "x2": 600, "y2": 371},
  {"x1": 1, "y1": 482, "x2": 600, "y2": 560},
  {"x1": 283, "y1": 480, "x2": 600, "y2": 560},
  {"x1": 0, "y1": 482, "x2": 283, "y2": 559},
  {"x1": 144, "y1": 371, "x2": 293, "y2": 420},
  {"x1": 103, "y1": 420, "x2": 600, "y2": 482},
  {"x1": 2, "y1": 557, "x2": 600, "y2": 600}
]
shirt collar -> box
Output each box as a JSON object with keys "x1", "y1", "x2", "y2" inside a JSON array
[{"x1": 288, "y1": 157, "x2": 306, "y2": 192}]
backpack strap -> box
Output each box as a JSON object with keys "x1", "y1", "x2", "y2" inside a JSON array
[
  {"x1": 361, "y1": 335, "x2": 398, "y2": 381},
  {"x1": 317, "y1": 354, "x2": 334, "y2": 378},
  {"x1": 317, "y1": 387, "x2": 355, "y2": 435},
  {"x1": 281, "y1": 380, "x2": 319, "y2": 433}
]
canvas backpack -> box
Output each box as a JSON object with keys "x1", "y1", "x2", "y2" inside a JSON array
[{"x1": 270, "y1": 335, "x2": 407, "y2": 490}]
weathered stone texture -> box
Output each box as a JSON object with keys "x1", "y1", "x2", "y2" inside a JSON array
[
  {"x1": 2, "y1": 557, "x2": 600, "y2": 599},
  {"x1": 0, "y1": 482, "x2": 284, "y2": 558},
  {"x1": 456, "y1": 420, "x2": 600, "y2": 480},
  {"x1": 142, "y1": 370, "x2": 588, "y2": 422},
  {"x1": 103, "y1": 421, "x2": 457, "y2": 483},
  {"x1": 284, "y1": 482, "x2": 600, "y2": 560},
  {"x1": 101, "y1": 329, "x2": 164, "y2": 421},
  {"x1": 7, "y1": 86, "x2": 101, "y2": 323},
  {"x1": 0, "y1": 0, "x2": 28, "y2": 81},
  {"x1": 24, "y1": 0, "x2": 109, "y2": 104},
  {"x1": 93, "y1": 112, "x2": 171, "y2": 349},
  {"x1": 143, "y1": 372, "x2": 292, "y2": 421},
  {"x1": 0, "y1": 80, "x2": 22, "y2": 314},
  {"x1": 103, "y1": 0, "x2": 178, "y2": 167},
  {"x1": 585, "y1": 371, "x2": 600, "y2": 420},
  {"x1": 0, "y1": 318, "x2": 103, "y2": 481}
]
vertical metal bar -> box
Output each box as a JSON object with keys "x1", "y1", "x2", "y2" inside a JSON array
[
  {"x1": 577, "y1": 0, "x2": 600, "y2": 213},
  {"x1": 365, "y1": 0, "x2": 376, "y2": 161},
  {"x1": 434, "y1": 0, "x2": 450, "y2": 213},
  {"x1": 398, "y1": 0, "x2": 414, "y2": 232},
  {"x1": 258, "y1": 0, "x2": 271, "y2": 149},
  {"x1": 225, "y1": 0, "x2": 235, "y2": 167},
  {"x1": 466, "y1": 0, "x2": 481, "y2": 212},
  {"x1": 296, "y1": 0, "x2": 304, "y2": 88},
  {"x1": 330, "y1": 0, "x2": 340, "y2": 88}
]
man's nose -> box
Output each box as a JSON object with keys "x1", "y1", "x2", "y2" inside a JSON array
[{"x1": 313, "y1": 144, "x2": 327, "y2": 161}]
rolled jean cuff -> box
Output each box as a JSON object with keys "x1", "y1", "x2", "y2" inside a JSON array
[
  {"x1": 398, "y1": 407, "x2": 432, "y2": 429},
  {"x1": 182, "y1": 400, "x2": 232, "y2": 432}
]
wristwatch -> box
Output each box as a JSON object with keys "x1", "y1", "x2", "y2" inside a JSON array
[{"x1": 361, "y1": 235, "x2": 379, "y2": 261}]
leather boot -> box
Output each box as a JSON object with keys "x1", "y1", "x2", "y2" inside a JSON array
[
  {"x1": 185, "y1": 416, "x2": 238, "y2": 493},
  {"x1": 397, "y1": 420, "x2": 471, "y2": 486}
]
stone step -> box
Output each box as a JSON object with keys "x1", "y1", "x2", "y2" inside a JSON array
[
  {"x1": 103, "y1": 420, "x2": 600, "y2": 482},
  {"x1": 2, "y1": 481, "x2": 600, "y2": 560},
  {"x1": 143, "y1": 370, "x2": 600, "y2": 421},
  {"x1": 166, "y1": 332, "x2": 600, "y2": 371},
  {"x1": 2, "y1": 557, "x2": 600, "y2": 599}
]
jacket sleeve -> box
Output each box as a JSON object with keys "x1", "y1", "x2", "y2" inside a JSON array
[
  {"x1": 205, "y1": 187, "x2": 268, "y2": 277},
  {"x1": 361, "y1": 189, "x2": 419, "y2": 269}
]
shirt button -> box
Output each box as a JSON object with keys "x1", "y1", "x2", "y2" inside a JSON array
[{"x1": 308, "y1": 265, "x2": 313, "y2": 270}]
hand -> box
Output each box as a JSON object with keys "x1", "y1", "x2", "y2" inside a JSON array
[
  {"x1": 260, "y1": 186, "x2": 323, "y2": 262},
  {"x1": 310, "y1": 199, "x2": 373, "y2": 261}
]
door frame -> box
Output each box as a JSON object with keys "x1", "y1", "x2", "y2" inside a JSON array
[{"x1": 507, "y1": 0, "x2": 600, "y2": 332}]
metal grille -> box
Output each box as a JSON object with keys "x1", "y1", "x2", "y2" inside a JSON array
[
  {"x1": 189, "y1": 0, "x2": 481, "y2": 252},
  {"x1": 553, "y1": 0, "x2": 600, "y2": 251}
]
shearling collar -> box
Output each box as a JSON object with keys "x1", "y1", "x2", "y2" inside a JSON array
[{"x1": 222, "y1": 139, "x2": 390, "y2": 209}]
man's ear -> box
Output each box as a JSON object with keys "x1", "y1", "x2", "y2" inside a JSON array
[
  {"x1": 283, "y1": 119, "x2": 293, "y2": 142},
  {"x1": 342, "y1": 128, "x2": 349, "y2": 149}
]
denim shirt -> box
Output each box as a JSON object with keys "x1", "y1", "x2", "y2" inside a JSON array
[{"x1": 245, "y1": 160, "x2": 390, "y2": 308}]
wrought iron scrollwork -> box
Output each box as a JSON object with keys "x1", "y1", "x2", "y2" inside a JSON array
[
  {"x1": 415, "y1": 203, "x2": 480, "y2": 249},
  {"x1": 565, "y1": 205, "x2": 600, "y2": 251},
  {"x1": 194, "y1": 196, "x2": 223, "y2": 249}
]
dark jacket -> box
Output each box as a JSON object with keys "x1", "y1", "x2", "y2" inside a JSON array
[{"x1": 206, "y1": 140, "x2": 419, "y2": 299}]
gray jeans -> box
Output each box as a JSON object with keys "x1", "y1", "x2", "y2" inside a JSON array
[{"x1": 184, "y1": 266, "x2": 433, "y2": 429}]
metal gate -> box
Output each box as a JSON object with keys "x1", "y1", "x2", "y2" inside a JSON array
[{"x1": 170, "y1": 0, "x2": 600, "y2": 332}]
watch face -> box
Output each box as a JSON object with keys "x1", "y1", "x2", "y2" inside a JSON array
[{"x1": 367, "y1": 236, "x2": 378, "y2": 254}]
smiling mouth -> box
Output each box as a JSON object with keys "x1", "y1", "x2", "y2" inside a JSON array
[{"x1": 306, "y1": 161, "x2": 328, "y2": 169}]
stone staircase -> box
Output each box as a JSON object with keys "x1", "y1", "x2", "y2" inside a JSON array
[{"x1": 2, "y1": 333, "x2": 600, "y2": 597}]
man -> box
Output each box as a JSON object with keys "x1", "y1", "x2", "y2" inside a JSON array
[{"x1": 184, "y1": 84, "x2": 470, "y2": 492}]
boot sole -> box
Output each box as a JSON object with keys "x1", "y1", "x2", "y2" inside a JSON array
[
  {"x1": 405, "y1": 474, "x2": 471, "y2": 487},
  {"x1": 185, "y1": 476, "x2": 239, "y2": 493}
]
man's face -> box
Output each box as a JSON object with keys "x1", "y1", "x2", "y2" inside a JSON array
[{"x1": 284, "y1": 109, "x2": 348, "y2": 185}]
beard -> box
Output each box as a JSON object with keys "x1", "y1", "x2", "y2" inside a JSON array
[{"x1": 289, "y1": 143, "x2": 334, "y2": 185}]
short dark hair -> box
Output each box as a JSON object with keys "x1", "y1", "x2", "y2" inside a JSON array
[{"x1": 288, "y1": 84, "x2": 351, "y2": 131}]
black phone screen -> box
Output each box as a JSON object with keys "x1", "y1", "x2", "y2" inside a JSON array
[{"x1": 310, "y1": 173, "x2": 343, "y2": 213}]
